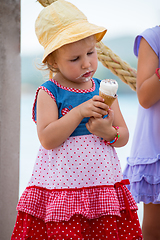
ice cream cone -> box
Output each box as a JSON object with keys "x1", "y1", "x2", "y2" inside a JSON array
[
  {"x1": 99, "y1": 90, "x2": 117, "y2": 107},
  {"x1": 99, "y1": 79, "x2": 118, "y2": 107}
]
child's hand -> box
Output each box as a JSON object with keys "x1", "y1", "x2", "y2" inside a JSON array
[
  {"x1": 77, "y1": 95, "x2": 108, "y2": 119},
  {"x1": 86, "y1": 108, "x2": 114, "y2": 139}
]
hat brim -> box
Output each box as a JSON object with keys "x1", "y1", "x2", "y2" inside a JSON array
[{"x1": 42, "y1": 20, "x2": 107, "y2": 63}]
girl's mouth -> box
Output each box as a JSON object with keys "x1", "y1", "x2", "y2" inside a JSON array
[
  {"x1": 82, "y1": 71, "x2": 92, "y2": 78},
  {"x1": 76, "y1": 71, "x2": 93, "y2": 82}
]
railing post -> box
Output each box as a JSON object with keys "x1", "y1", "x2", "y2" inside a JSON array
[{"x1": 0, "y1": 1, "x2": 20, "y2": 239}]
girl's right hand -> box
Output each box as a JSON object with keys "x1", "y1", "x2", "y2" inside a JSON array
[{"x1": 77, "y1": 95, "x2": 108, "y2": 119}]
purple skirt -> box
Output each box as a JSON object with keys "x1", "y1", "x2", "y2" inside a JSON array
[{"x1": 123, "y1": 159, "x2": 160, "y2": 204}]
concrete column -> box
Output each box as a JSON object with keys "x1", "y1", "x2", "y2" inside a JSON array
[{"x1": 0, "y1": 1, "x2": 20, "y2": 239}]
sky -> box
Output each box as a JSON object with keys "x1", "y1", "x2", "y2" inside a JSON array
[{"x1": 21, "y1": 0, "x2": 160, "y2": 55}]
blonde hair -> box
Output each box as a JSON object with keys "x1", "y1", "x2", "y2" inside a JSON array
[{"x1": 35, "y1": 51, "x2": 59, "y2": 78}]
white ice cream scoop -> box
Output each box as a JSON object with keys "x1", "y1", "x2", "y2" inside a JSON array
[{"x1": 99, "y1": 79, "x2": 118, "y2": 97}]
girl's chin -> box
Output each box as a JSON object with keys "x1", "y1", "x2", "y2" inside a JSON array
[{"x1": 81, "y1": 76, "x2": 92, "y2": 82}]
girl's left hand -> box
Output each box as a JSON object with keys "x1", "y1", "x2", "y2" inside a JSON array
[
  {"x1": 86, "y1": 98, "x2": 129, "y2": 147},
  {"x1": 86, "y1": 108, "x2": 114, "y2": 139}
]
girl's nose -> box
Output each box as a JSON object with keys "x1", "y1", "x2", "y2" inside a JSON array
[{"x1": 82, "y1": 57, "x2": 91, "y2": 69}]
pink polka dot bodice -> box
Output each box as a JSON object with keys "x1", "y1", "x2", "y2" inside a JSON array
[{"x1": 28, "y1": 135, "x2": 122, "y2": 190}]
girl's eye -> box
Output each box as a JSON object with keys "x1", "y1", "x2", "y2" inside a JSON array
[
  {"x1": 87, "y1": 51, "x2": 94, "y2": 55},
  {"x1": 70, "y1": 57, "x2": 79, "y2": 62}
]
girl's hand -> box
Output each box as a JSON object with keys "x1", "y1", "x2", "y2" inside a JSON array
[
  {"x1": 86, "y1": 98, "x2": 129, "y2": 147},
  {"x1": 86, "y1": 108, "x2": 115, "y2": 139},
  {"x1": 77, "y1": 95, "x2": 108, "y2": 119}
]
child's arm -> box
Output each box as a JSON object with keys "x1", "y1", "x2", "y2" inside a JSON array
[
  {"x1": 86, "y1": 98, "x2": 129, "y2": 147},
  {"x1": 136, "y1": 37, "x2": 160, "y2": 109},
  {"x1": 36, "y1": 89, "x2": 108, "y2": 150}
]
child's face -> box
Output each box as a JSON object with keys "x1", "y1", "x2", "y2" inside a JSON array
[{"x1": 53, "y1": 35, "x2": 98, "y2": 83}]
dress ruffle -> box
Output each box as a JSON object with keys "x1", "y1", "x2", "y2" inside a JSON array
[
  {"x1": 127, "y1": 154, "x2": 160, "y2": 166},
  {"x1": 123, "y1": 159, "x2": 160, "y2": 204},
  {"x1": 17, "y1": 183, "x2": 137, "y2": 222}
]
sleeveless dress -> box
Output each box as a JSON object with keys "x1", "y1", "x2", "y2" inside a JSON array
[
  {"x1": 123, "y1": 26, "x2": 160, "y2": 204},
  {"x1": 11, "y1": 78, "x2": 142, "y2": 240}
]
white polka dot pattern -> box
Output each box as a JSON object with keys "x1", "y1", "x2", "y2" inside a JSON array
[{"x1": 11, "y1": 211, "x2": 143, "y2": 239}]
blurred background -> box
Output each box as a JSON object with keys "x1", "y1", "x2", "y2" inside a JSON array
[
  {"x1": 21, "y1": 0, "x2": 160, "y2": 93},
  {"x1": 20, "y1": 0, "x2": 160, "y2": 225}
]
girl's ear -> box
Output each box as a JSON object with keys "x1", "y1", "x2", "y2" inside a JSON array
[
  {"x1": 47, "y1": 52, "x2": 58, "y2": 68},
  {"x1": 52, "y1": 61, "x2": 58, "y2": 68}
]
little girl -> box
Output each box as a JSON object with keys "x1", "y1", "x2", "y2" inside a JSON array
[
  {"x1": 11, "y1": 0, "x2": 142, "y2": 239},
  {"x1": 123, "y1": 26, "x2": 160, "y2": 240}
]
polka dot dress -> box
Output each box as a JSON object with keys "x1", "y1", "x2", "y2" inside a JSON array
[{"x1": 11, "y1": 79, "x2": 143, "y2": 239}]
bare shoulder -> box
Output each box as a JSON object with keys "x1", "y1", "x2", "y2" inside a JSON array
[
  {"x1": 138, "y1": 37, "x2": 157, "y2": 65},
  {"x1": 36, "y1": 88, "x2": 58, "y2": 128}
]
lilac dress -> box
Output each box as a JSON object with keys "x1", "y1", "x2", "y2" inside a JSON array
[{"x1": 123, "y1": 26, "x2": 160, "y2": 204}]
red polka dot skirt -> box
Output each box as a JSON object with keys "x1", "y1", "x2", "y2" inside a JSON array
[{"x1": 11, "y1": 210, "x2": 142, "y2": 240}]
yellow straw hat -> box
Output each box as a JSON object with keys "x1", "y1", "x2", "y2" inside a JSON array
[{"x1": 35, "y1": 0, "x2": 107, "y2": 63}]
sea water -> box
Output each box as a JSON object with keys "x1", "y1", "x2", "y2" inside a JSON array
[{"x1": 19, "y1": 92, "x2": 143, "y2": 225}]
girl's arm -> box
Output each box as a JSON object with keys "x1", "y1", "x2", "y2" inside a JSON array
[
  {"x1": 136, "y1": 37, "x2": 160, "y2": 108},
  {"x1": 36, "y1": 89, "x2": 108, "y2": 150},
  {"x1": 86, "y1": 98, "x2": 129, "y2": 147},
  {"x1": 111, "y1": 98, "x2": 129, "y2": 147}
]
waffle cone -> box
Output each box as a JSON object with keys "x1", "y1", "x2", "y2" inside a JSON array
[{"x1": 99, "y1": 90, "x2": 116, "y2": 107}]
